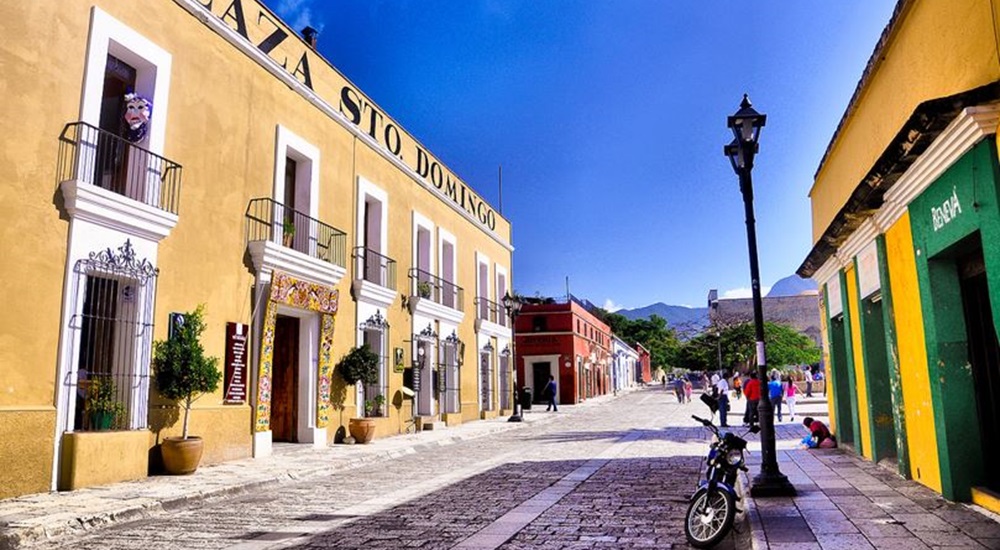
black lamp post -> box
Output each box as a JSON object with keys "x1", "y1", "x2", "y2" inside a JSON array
[
  {"x1": 725, "y1": 94, "x2": 795, "y2": 497},
  {"x1": 503, "y1": 291, "x2": 524, "y2": 422}
]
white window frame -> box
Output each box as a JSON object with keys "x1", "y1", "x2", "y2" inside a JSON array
[{"x1": 273, "y1": 125, "x2": 320, "y2": 253}]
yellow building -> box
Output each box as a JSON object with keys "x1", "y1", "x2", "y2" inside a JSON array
[
  {"x1": 0, "y1": 0, "x2": 514, "y2": 499},
  {"x1": 800, "y1": 0, "x2": 1000, "y2": 506}
]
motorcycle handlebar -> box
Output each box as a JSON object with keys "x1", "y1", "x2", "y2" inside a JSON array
[{"x1": 691, "y1": 415, "x2": 713, "y2": 428}]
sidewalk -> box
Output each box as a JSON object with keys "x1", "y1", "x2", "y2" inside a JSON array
[
  {"x1": 0, "y1": 403, "x2": 581, "y2": 550},
  {"x1": 740, "y1": 397, "x2": 1000, "y2": 549}
]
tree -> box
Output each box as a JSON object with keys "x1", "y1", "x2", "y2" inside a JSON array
[
  {"x1": 599, "y1": 310, "x2": 681, "y2": 370},
  {"x1": 153, "y1": 305, "x2": 222, "y2": 440},
  {"x1": 681, "y1": 321, "x2": 821, "y2": 374}
]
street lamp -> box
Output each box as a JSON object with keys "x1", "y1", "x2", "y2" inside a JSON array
[
  {"x1": 725, "y1": 94, "x2": 795, "y2": 497},
  {"x1": 502, "y1": 291, "x2": 524, "y2": 422}
]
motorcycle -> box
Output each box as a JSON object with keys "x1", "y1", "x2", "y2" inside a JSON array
[{"x1": 684, "y1": 393, "x2": 759, "y2": 548}]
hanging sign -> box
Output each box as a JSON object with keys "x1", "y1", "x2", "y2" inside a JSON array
[
  {"x1": 225, "y1": 322, "x2": 249, "y2": 403},
  {"x1": 857, "y1": 241, "x2": 881, "y2": 299}
]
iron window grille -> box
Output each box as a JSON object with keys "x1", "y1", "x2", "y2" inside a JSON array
[
  {"x1": 245, "y1": 198, "x2": 347, "y2": 267},
  {"x1": 360, "y1": 312, "x2": 389, "y2": 418},
  {"x1": 353, "y1": 246, "x2": 397, "y2": 290},
  {"x1": 499, "y1": 345, "x2": 511, "y2": 410},
  {"x1": 480, "y1": 342, "x2": 495, "y2": 411},
  {"x1": 439, "y1": 331, "x2": 462, "y2": 414},
  {"x1": 67, "y1": 240, "x2": 158, "y2": 432},
  {"x1": 412, "y1": 324, "x2": 438, "y2": 416}
]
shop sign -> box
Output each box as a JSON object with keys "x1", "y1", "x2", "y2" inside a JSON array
[
  {"x1": 225, "y1": 322, "x2": 249, "y2": 403},
  {"x1": 931, "y1": 186, "x2": 963, "y2": 232},
  {"x1": 826, "y1": 274, "x2": 843, "y2": 318}
]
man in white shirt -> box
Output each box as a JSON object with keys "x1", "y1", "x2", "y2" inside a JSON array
[{"x1": 716, "y1": 374, "x2": 730, "y2": 427}]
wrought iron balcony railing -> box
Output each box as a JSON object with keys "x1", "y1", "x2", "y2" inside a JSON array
[
  {"x1": 409, "y1": 268, "x2": 464, "y2": 311},
  {"x1": 475, "y1": 297, "x2": 507, "y2": 326},
  {"x1": 353, "y1": 246, "x2": 397, "y2": 291},
  {"x1": 58, "y1": 121, "x2": 182, "y2": 214},
  {"x1": 245, "y1": 198, "x2": 347, "y2": 267}
]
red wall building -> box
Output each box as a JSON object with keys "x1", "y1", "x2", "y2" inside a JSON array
[
  {"x1": 636, "y1": 343, "x2": 652, "y2": 385},
  {"x1": 513, "y1": 297, "x2": 612, "y2": 405}
]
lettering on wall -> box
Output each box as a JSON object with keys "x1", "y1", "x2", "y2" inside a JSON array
[
  {"x1": 339, "y1": 85, "x2": 498, "y2": 231},
  {"x1": 931, "y1": 186, "x2": 963, "y2": 232},
  {"x1": 193, "y1": 0, "x2": 500, "y2": 234},
  {"x1": 199, "y1": 0, "x2": 313, "y2": 90}
]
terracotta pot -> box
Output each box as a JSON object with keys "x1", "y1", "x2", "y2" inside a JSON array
[
  {"x1": 348, "y1": 418, "x2": 376, "y2": 444},
  {"x1": 161, "y1": 436, "x2": 204, "y2": 475}
]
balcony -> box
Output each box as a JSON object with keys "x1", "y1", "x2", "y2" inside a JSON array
[
  {"x1": 474, "y1": 297, "x2": 503, "y2": 326},
  {"x1": 409, "y1": 268, "x2": 464, "y2": 311},
  {"x1": 353, "y1": 247, "x2": 397, "y2": 291},
  {"x1": 246, "y1": 198, "x2": 346, "y2": 267},
  {"x1": 58, "y1": 121, "x2": 182, "y2": 214}
]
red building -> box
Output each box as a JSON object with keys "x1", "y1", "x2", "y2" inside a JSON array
[
  {"x1": 636, "y1": 343, "x2": 652, "y2": 385},
  {"x1": 513, "y1": 297, "x2": 612, "y2": 405}
]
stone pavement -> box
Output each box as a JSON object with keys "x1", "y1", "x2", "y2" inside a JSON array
[
  {"x1": 735, "y1": 396, "x2": 1000, "y2": 549},
  {"x1": 0, "y1": 404, "x2": 570, "y2": 550},
  {"x1": 3, "y1": 387, "x2": 1000, "y2": 550}
]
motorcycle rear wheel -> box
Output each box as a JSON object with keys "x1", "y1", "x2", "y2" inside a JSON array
[{"x1": 684, "y1": 487, "x2": 736, "y2": 548}]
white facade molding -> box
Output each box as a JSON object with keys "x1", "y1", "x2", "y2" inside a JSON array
[
  {"x1": 809, "y1": 104, "x2": 1000, "y2": 291},
  {"x1": 352, "y1": 279, "x2": 397, "y2": 310},
  {"x1": 477, "y1": 318, "x2": 512, "y2": 340},
  {"x1": 61, "y1": 180, "x2": 178, "y2": 241},
  {"x1": 826, "y1": 272, "x2": 844, "y2": 318},
  {"x1": 876, "y1": 104, "x2": 1000, "y2": 230},
  {"x1": 856, "y1": 240, "x2": 881, "y2": 299},
  {"x1": 411, "y1": 297, "x2": 465, "y2": 326},
  {"x1": 247, "y1": 240, "x2": 346, "y2": 287},
  {"x1": 175, "y1": 0, "x2": 514, "y2": 252}
]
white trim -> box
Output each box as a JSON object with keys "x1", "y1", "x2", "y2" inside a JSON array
[
  {"x1": 411, "y1": 296, "x2": 466, "y2": 326},
  {"x1": 412, "y1": 211, "x2": 435, "y2": 284},
  {"x1": 826, "y1": 273, "x2": 844, "y2": 318},
  {"x1": 80, "y1": 7, "x2": 172, "y2": 155},
  {"x1": 273, "y1": 125, "x2": 321, "y2": 220},
  {"x1": 174, "y1": 0, "x2": 513, "y2": 252},
  {"x1": 352, "y1": 280, "x2": 398, "y2": 310},
  {"x1": 247, "y1": 240, "x2": 346, "y2": 288},
  {"x1": 61, "y1": 180, "x2": 178, "y2": 242}
]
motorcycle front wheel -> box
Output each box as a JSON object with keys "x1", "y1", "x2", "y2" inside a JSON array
[{"x1": 684, "y1": 487, "x2": 736, "y2": 548}]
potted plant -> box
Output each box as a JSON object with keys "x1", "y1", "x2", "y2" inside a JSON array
[
  {"x1": 84, "y1": 377, "x2": 124, "y2": 431},
  {"x1": 337, "y1": 345, "x2": 380, "y2": 443},
  {"x1": 153, "y1": 305, "x2": 222, "y2": 474},
  {"x1": 372, "y1": 394, "x2": 386, "y2": 417},
  {"x1": 282, "y1": 219, "x2": 296, "y2": 247},
  {"x1": 416, "y1": 280, "x2": 432, "y2": 298}
]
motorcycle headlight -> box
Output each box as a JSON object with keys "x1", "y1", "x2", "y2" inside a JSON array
[{"x1": 725, "y1": 449, "x2": 743, "y2": 466}]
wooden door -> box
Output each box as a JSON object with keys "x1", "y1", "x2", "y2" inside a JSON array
[{"x1": 271, "y1": 315, "x2": 299, "y2": 442}]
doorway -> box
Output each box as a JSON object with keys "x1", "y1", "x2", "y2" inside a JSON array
[
  {"x1": 829, "y1": 316, "x2": 856, "y2": 448},
  {"x1": 532, "y1": 362, "x2": 551, "y2": 403},
  {"x1": 861, "y1": 294, "x2": 897, "y2": 464},
  {"x1": 960, "y1": 247, "x2": 1000, "y2": 492},
  {"x1": 96, "y1": 54, "x2": 136, "y2": 194},
  {"x1": 271, "y1": 315, "x2": 299, "y2": 442}
]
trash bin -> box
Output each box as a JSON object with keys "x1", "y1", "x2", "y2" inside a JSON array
[{"x1": 521, "y1": 388, "x2": 532, "y2": 410}]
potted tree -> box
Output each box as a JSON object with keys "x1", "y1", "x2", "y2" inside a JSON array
[
  {"x1": 416, "y1": 280, "x2": 432, "y2": 298},
  {"x1": 372, "y1": 394, "x2": 386, "y2": 417},
  {"x1": 84, "y1": 377, "x2": 125, "y2": 431},
  {"x1": 337, "y1": 344, "x2": 380, "y2": 444},
  {"x1": 153, "y1": 305, "x2": 222, "y2": 474}
]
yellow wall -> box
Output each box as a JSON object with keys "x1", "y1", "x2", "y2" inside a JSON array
[
  {"x1": 885, "y1": 212, "x2": 941, "y2": 492},
  {"x1": 845, "y1": 264, "x2": 873, "y2": 458},
  {"x1": 810, "y1": 0, "x2": 1000, "y2": 243},
  {"x1": 0, "y1": 409, "x2": 55, "y2": 499},
  {"x1": 59, "y1": 430, "x2": 148, "y2": 490}
]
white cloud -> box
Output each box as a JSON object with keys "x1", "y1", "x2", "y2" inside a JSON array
[
  {"x1": 274, "y1": 0, "x2": 322, "y2": 32},
  {"x1": 722, "y1": 286, "x2": 771, "y2": 299},
  {"x1": 603, "y1": 299, "x2": 624, "y2": 312}
]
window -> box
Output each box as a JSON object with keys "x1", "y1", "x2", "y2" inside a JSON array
[
  {"x1": 273, "y1": 126, "x2": 319, "y2": 256},
  {"x1": 68, "y1": 240, "x2": 157, "y2": 432},
  {"x1": 440, "y1": 231, "x2": 458, "y2": 309},
  {"x1": 360, "y1": 312, "x2": 389, "y2": 417},
  {"x1": 533, "y1": 316, "x2": 547, "y2": 332},
  {"x1": 440, "y1": 335, "x2": 461, "y2": 414},
  {"x1": 355, "y1": 178, "x2": 393, "y2": 289},
  {"x1": 480, "y1": 347, "x2": 494, "y2": 411}
]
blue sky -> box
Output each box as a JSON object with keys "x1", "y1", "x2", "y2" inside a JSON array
[{"x1": 267, "y1": 0, "x2": 897, "y2": 310}]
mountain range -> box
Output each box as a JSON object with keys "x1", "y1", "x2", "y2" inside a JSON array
[{"x1": 614, "y1": 275, "x2": 817, "y2": 332}]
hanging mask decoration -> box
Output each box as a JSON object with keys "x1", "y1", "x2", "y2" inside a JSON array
[{"x1": 122, "y1": 92, "x2": 152, "y2": 143}]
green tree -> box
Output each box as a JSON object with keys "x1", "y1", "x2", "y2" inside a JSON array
[
  {"x1": 153, "y1": 305, "x2": 222, "y2": 439},
  {"x1": 598, "y1": 311, "x2": 681, "y2": 370},
  {"x1": 687, "y1": 321, "x2": 820, "y2": 373}
]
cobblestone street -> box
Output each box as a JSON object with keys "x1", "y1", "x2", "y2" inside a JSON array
[{"x1": 39, "y1": 389, "x2": 734, "y2": 550}]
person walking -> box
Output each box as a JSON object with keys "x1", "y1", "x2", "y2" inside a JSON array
[
  {"x1": 743, "y1": 371, "x2": 760, "y2": 426},
  {"x1": 543, "y1": 375, "x2": 558, "y2": 412},
  {"x1": 715, "y1": 372, "x2": 731, "y2": 427},
  {"x1": 684, "y1": 378, "x2": 693, "y2": 403},
  {"x1": 784, "y1": 374, "x2": 797, "y2": 422},
  {"x1": 804, "y1": 366, "x2": 814, "y2": 397},
  {"x1": 673, "y1": 376, "x2": 685, "y2": 404},
  {"x1": 768, "y1": 372, "x2": 784, "y2": 423}
]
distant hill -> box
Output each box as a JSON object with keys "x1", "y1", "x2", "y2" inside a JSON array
[
  {"x1": 767, "y1": 275, "x2": 818, "y2": 297},
  {"x1": 617, "y1": 303, "x2": 709, "y2": 334}
]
